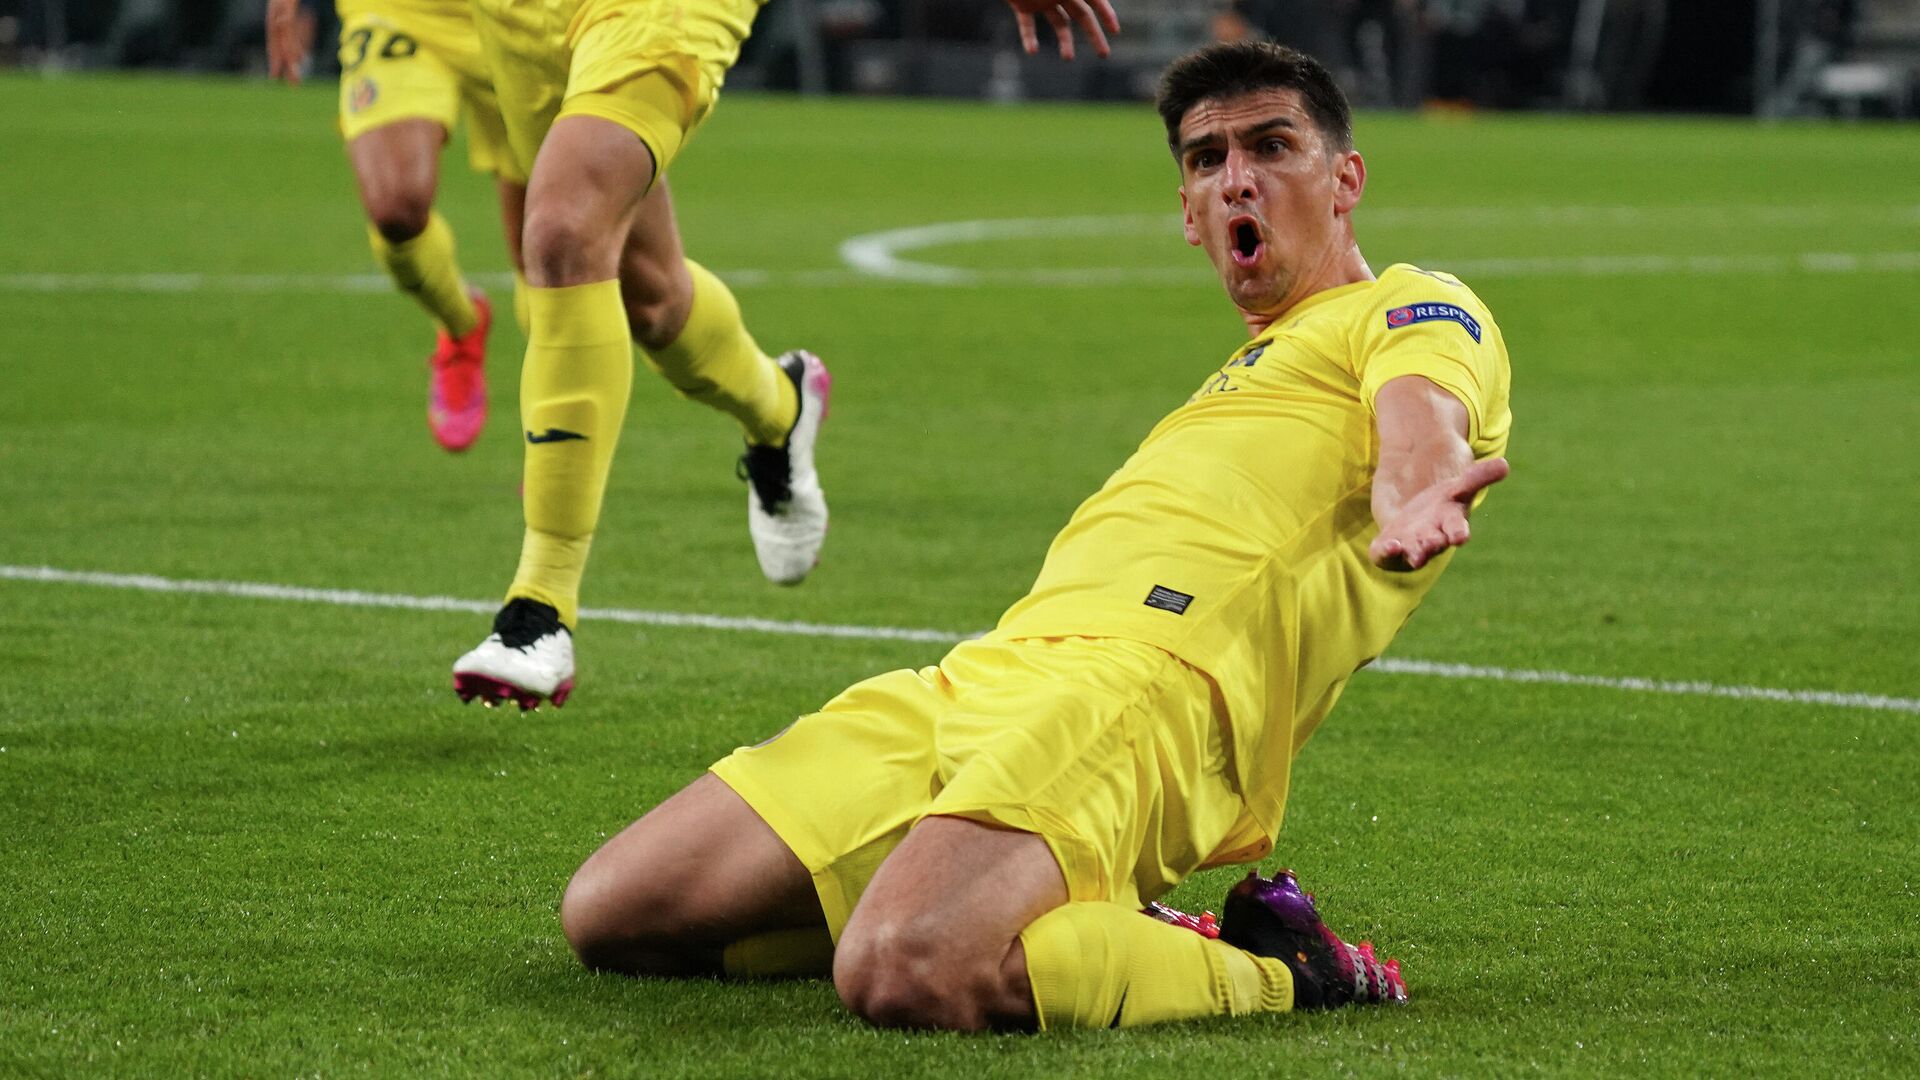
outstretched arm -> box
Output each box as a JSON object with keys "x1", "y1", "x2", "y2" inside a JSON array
[
  {"x1": 1004, "y1": 0, "x2": 1121, "y2": 61},
  {"x1": 266, "y1": 0, "x2": 317, "y2": 85},
  {"x1": 1369, "y1": 375, "x2": 1509, "y2": 572}
]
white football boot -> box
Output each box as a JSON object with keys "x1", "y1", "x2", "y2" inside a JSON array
[
  {"x1": 452, "y1": 598, "x2": 575, "y2": 710},
  {"x1": 740, "y1": 350, "x2": 830, "y2": 585}
]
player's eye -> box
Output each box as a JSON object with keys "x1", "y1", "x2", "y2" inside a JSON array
[
  {"x1": 1259, "y1": 137, "x2": 1287, "y2": 155},
  {"x1": 1192, "y1": 150, "x2": 1222, "y2": 170}
]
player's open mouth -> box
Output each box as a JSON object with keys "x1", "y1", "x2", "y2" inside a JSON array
[{"x1": 1228, "y1": 216, "x2": 1265, "y2": 267}]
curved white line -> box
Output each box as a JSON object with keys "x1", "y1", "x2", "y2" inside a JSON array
[
  {"x1": 834, "y1": 206, "x2": 1920, "y2": 286},
  {"x1": 837, "y1": 213, "x2": 1182, "y2": 285}
]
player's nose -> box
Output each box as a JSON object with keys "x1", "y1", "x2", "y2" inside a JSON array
[{"x1": 1218, "y1": 151, "x2": 1257, "y2": 202}]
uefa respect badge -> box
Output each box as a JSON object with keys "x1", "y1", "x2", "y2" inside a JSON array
[{"x1": 1386, "y1": 302, "x2": 1482, "y2": 343}]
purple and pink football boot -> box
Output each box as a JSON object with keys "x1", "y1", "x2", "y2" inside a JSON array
[{"x1": 1146, "y1": 869, "x2": 1408, "y2": 1009}]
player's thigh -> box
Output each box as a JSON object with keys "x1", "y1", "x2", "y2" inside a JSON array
[
  {"x1": 709, "y1": 666, "x2": 948, "y2": 940},
  {"x1": 839, "y1": 814, "x2": 1067, "y2": 978},
  {"x1": 345, "y1": 118, "x2": 447, "y2": 233},
  {"x1": 563, "y1": 772, "x2": 822, "y2": 947},
  {"x1": 834, "y1": 815, "x2": 1064, "y2": 1029}
]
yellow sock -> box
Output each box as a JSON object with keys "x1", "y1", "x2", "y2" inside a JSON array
[
  {"x1": 507, "y1": 280, "x2": 633, "y2": 628},
  {"x1": 720, "y1": 927, "x2": 836, "y2": 979},
  {"x1": 512, "y1": 271, "x2": 532, "y2": 335},
  {"x1": 1019, "y1": 902, "x2": 1294, "y2": 1029},
  {"x1": 367, "y1": 211, "x2": 478, "y2": 336},
  {"x1": 643, "y1": 260, "x2": 796, "y2": 446}
]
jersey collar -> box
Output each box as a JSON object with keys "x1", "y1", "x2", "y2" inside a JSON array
[{"x1": 1250, "y1": 277, "x2": 1377, "y2": 345}]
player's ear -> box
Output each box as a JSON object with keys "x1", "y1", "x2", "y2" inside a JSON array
[
  {"x1": 1333, "y1": 150, "x2": 1366, "y2": 216},
  {"x1": 1180, "y1": 188, "x2": 1201, "y2": 246}
]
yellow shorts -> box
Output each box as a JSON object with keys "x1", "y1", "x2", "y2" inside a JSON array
[
  {"x1": 469, "y1": 0, "x2": 763, "y2": 182},
  {"x1": 710, "y1": 637, "x2": 1273, "y2": 942},
  {"x1": 336, "y1": 7, "x2": 520, "y2": 181}
]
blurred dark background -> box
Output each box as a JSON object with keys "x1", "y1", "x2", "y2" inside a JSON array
[{"x1": 1, "y1": 0, "x2": 1915, "y2": 117}]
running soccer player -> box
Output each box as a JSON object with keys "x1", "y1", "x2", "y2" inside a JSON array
[
  {"x1": 553, "y1": 41, "x2": 1513, "y2": 1030},
  {"x1": 447, "y1": 0, "x2": 1125, "y2": 709},
  {"x1": 268, "y1": 0, "x2": 528, "y2": 452}
]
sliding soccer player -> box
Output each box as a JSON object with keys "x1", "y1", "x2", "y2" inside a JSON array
[
  {"x1": 447, "y1": 0, "x2": 1125, "y2": 709},
  {"x1": 554, "y1": 41, "x2": 1513, "y2": 1029},
  {"x1": 268, "y1": 0, "x2": 528, "y2": 452}
]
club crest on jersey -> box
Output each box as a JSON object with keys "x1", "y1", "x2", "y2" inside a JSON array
[
  {"x1": 1385, "y1": 302, "x2": 1482, "y2": 343},
  {"x1": 349, "y1": 77, "x2": 379, "y2": 114}
]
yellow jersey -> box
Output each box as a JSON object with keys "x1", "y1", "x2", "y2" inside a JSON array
[{"x1": 991, "y1": 263, "x2": 1513, "y2": 836}]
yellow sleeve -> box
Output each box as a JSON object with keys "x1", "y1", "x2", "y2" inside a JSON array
[{"x1": 1355, "y1": 267, "x2": 1503, "y2": 443}]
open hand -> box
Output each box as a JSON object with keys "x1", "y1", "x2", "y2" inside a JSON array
[
  {"x1": 267, "y1": 0, "x2": 317, "y2": 85},
  {"x1": 1370, "y1": 457, "x2": 1509, "y2": 572},
  {"x1": 1005, "y1": 0, "x2": 1120, "y2": 61}
]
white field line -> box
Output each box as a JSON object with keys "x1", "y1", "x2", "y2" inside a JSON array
[
  {"x1": 4, "y1": 564, "x2": 1915, "y2": 714},
  {"x1": 0, "y1": 565, "x2": 957, "y2": 644},
  {"x1": 8, "y1": 204, "x2": 1919, "y2": 294},
  {"x1": 0, "y1": 268, "x2": 865, "y2": 294},
  {"x1": 1365, "y1": 658, "x2": 1916, "y2": 714},
  {"x1": 8, "y1": 250, "x2": 1918, "y2": 294}
]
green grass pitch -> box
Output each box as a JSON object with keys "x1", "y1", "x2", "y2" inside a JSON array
[{"x1": 2, "y1": 73, "x2": 1916, "y2": 1077}]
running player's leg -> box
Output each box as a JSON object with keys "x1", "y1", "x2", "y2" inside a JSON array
[
  {"x1": 619, "y1": 182, "x2": 825, "y2": 585},
  {"x1": 486, "y1": 113, "x2": 651, "y2": 664},
  {"x1": 349, "y1": 119, "x2": 480, "y2": 339},
  {"x1": 451, "y1": 14, "x2": 643, "y2": 707},
  {"x1": 619, "y1": 181, "x2": 792, "y2": 448},
  {"x1": 560, "y1": 773, "x2": 830, "y2": 977},
  {"x1": 501, "y1": 106, "x2": 820, "y2": 629},
  {"x1": 454, "y1": 17, "x2": 801, "y2": 704},
  {"x1": 336, "y1": 9, "x2": 495, "y2": 451}
]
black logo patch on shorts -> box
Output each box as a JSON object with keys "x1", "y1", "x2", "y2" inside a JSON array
[{"x1": 1143, "y1": 585, "x2": 1194, "y2": 615}]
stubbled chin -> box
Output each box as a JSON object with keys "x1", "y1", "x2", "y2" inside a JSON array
[
  {"x1": 1220, "y1": 260, "x2": 1265, "y2": 294},
  {"x1": 1224, "y1": 267, "x2": 1287, "y2": 314}
]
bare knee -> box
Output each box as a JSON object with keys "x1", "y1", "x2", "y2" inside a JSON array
[
  {"x1": 558, "y1": 853, "x2": 641, "y2": 970},
  {"x1": 364, "y1": 186, "x2": 433, "y2": 244},
  {"x1": 556, "y1": 774, "x2": 822, "y2": 978},
  {"x1": 559, "y1": 848, "x2": 698, "y2": 975},
  {"x1": 833, "y1": 916, "x2": 1016, "y2": 1031},
  {"x1": 521, "y1": 202, "x2": 623, "y2": 286},
  {"x1": 349, "y1": 120, "x2": 443, "y2": 243}
]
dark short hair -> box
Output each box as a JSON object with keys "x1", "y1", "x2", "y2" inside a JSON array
[{"x1": 1156, "y1": 41, "x2": 1353, "y2": 153}]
